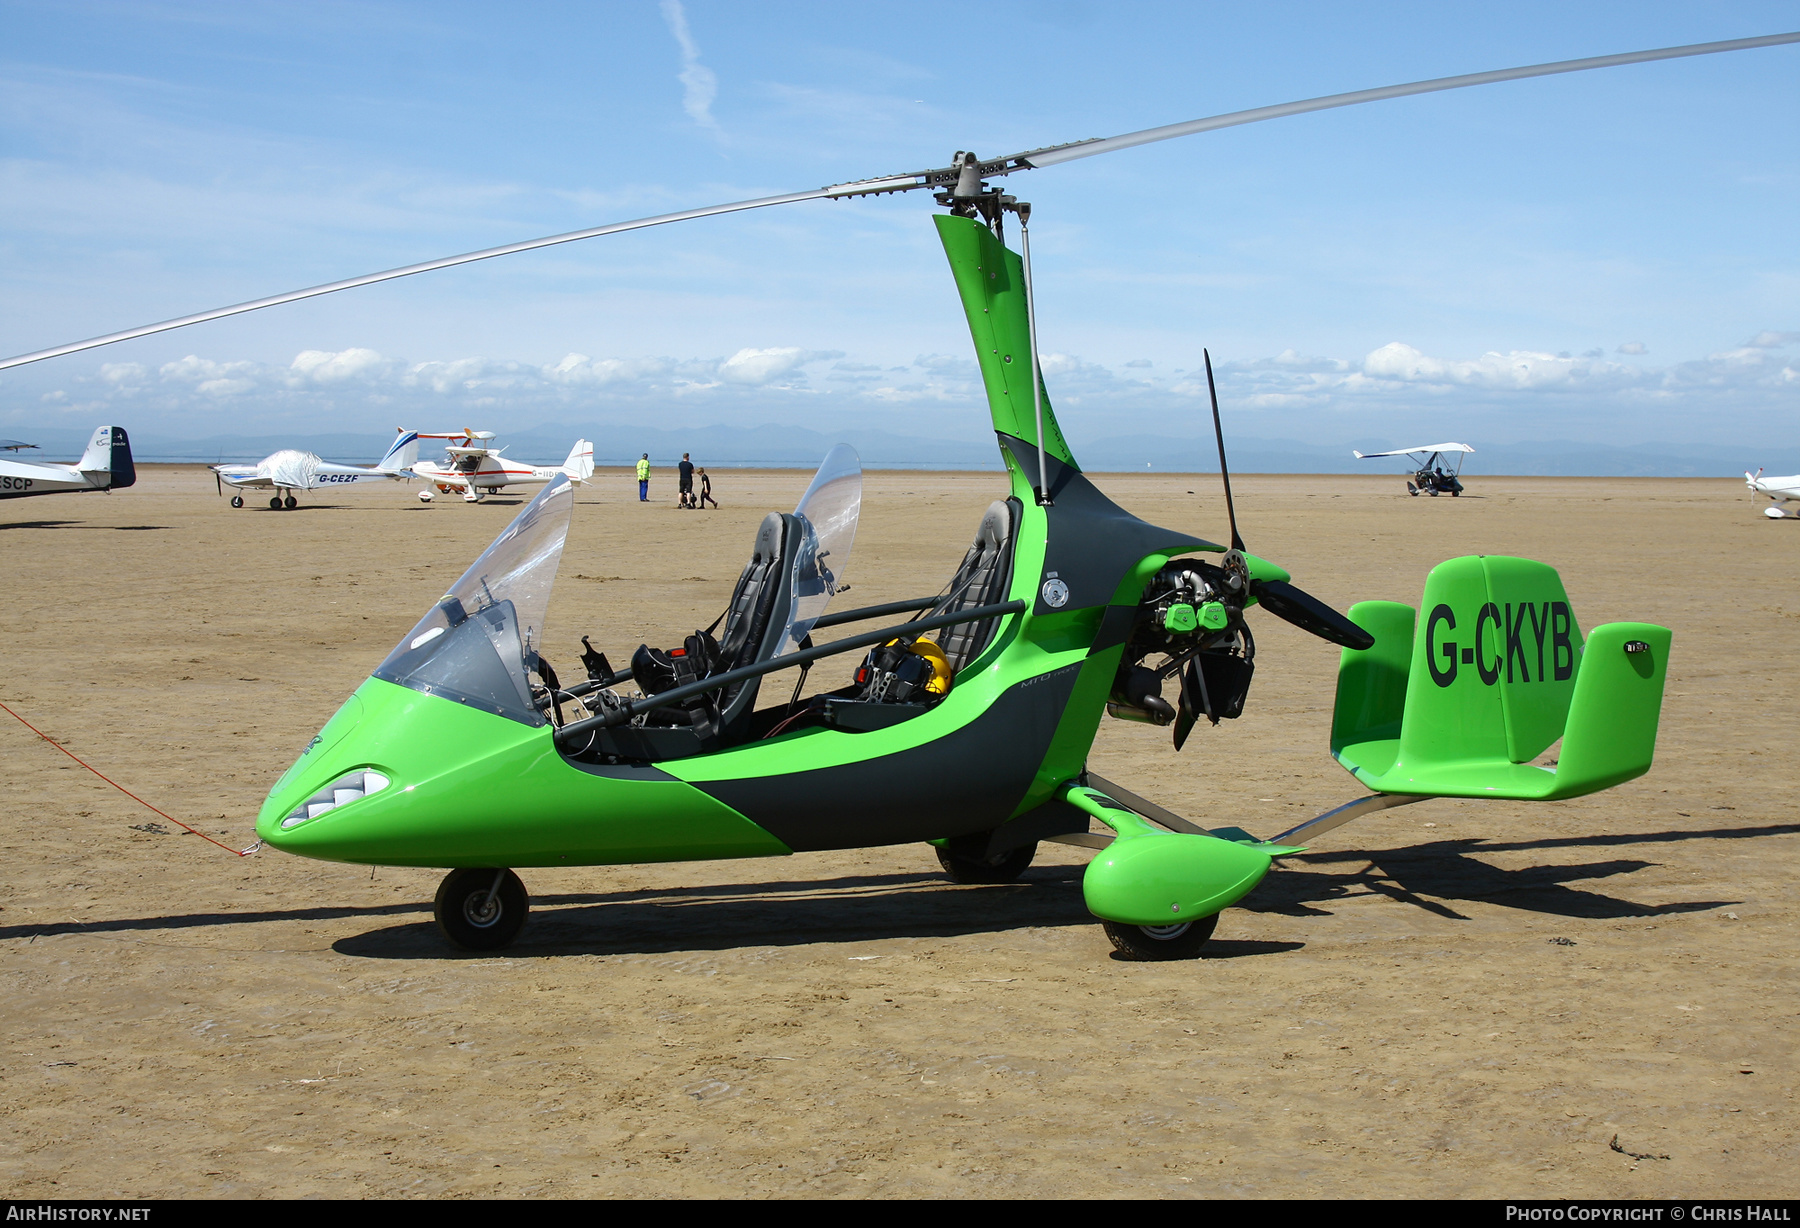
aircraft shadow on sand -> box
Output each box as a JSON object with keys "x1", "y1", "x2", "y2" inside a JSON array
[
  {"x1": 7, "y1": 821, "x2": 1787, "y2": 957},
  {"x1": 330, "y1": 870, "x2": 1310, "y2": 961},
  {"x1": 1246, "y1": 821, "x2": 1797, "y2": 921},
  {"x1": 0, "y1": 521, "x2": 168, "y2": 531}
]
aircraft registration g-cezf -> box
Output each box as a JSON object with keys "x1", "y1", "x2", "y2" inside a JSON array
[
  {"x1": 211, "y1": 430, "x2": 420, "y2": 510},
  {"x1": 0, "y1": 426, "x2": 134, "y2": 499}
]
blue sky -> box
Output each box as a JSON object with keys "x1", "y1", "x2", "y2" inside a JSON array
[{"x1": 2, "y1": 0, "x2": 1796, "y2": 459}]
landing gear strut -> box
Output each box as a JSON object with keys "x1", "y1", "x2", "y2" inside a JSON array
[
  {"x1": 434, "y1": 868, "x2": 529, "y2": 950},
  {"x1": 934, "y1": 833, "x2": 1037, "y2": 884}
]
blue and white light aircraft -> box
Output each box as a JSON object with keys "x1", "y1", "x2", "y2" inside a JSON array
[
  {"x1": 0, "y1": 426, "x2": 135, "y2": 500},
  {"x1": 212, "y1": 430, "x2": 420, "y2": 509}
]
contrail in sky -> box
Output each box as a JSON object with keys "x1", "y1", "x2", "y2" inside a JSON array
[{"x1": 660, "y1": 0, "x2": 720, "y2": 132}]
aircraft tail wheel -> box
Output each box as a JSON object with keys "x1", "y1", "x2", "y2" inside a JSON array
[
  {"x1": 1102, "y1": 912, "x2": 1219, "y2": 961},
  {"x1": 435, "y1": 868, "x2": 529, "y2": 950},
  {"x1": 269, "y1": 496, "x2": 283, "y2": 510},
  {"x1": 230, "y1": 495, "x2": 244, "y2": 508},
  {"x1": 284, "y1": 495, "x2": 298, "y2": 509},
  {"x1": 934, "y1": 834, "x2": 1037, "y2": 884}
]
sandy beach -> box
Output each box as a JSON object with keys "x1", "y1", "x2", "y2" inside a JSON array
[{"x1": 1, "y1": 463, "x2": 1792, "y2": 1198}]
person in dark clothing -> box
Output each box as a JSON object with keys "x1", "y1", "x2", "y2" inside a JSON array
[
  {"x1": 677, "y1": 453, "x2": 694, "y2": 509},
  {"x1": 697, "y1": 466, "x2": 718, "y2": 509}
]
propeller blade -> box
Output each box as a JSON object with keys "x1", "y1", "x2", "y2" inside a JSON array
[
  {"x1": 1204, "y1": 348, "x2": 1245, "y2": 553},
  {"x1": 1251, "y1": 579, "x2": 1374, "y2": 651},
  {"x1": 4, "y1": 31, "x2": 1793, "y2": 372},
  {"x1": 1173, "y1": 658, "x2": 1202, "y2": 750}
]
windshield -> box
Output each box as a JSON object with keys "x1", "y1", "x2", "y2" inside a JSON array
[
  {"x1": 372, "y1": 474, "x2": 573, "y2": 725},
  {"x1": 779, "y1": 443, "x2": 861, "y2": 656}
]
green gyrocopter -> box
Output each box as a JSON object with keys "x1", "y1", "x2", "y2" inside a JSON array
[{"x1": 7, "y1": 35, "x2": 1778, "y2": 956}]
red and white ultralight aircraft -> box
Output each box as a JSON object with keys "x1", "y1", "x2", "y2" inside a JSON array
[{"x1": 412, "y1": 430, "x2": 594, "y2": 503}]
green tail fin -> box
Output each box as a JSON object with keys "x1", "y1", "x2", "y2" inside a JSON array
[{"x1": 1331, "y1": 556, "x2": 1669, "y2": 801}]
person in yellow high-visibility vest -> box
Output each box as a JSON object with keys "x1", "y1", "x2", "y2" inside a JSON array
[{"x1": 635, "y1": 453, "x2": 650, "y2": 502}]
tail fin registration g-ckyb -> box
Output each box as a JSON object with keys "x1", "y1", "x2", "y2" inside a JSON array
[{"x1": 1330, "y1": 555, "x2": 1670, "y2": 801}]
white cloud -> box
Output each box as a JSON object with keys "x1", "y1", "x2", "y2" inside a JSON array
[
  {"x1": 1617, "y1": 341, "x2": 1648, "y2": 355},
  {"x1": 719, "y1": 346, "x2": 807, "y2": 385},
  {"x1": 659, "y1": 0, "x2": 720, "y2": 133},
  {"x1": 1361, "y1": 342, "x2": 1636, "y2": 391},
  {"x1": 291, "y1": 348, "x2": 389, "y2": 383},
  {"x1": 14, "y1": 330, "x2": 1796, "y2": 448},
  {"x1": 1745, "y1": 331, "x2": 1800, "y2": 349}
]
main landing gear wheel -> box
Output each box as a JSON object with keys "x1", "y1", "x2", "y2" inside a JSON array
[
  {"x1": 1102, "y1": 912, "x2": 1219, "y2": 961},
  {"x1": 268, "y1": 496, "x2": 283, "y2": 510},
  {"x1": 229, "y1": 495, "x2": 243, "y2": 508},
  {"x1": 284, "y1": 495, "x2": 299, "y2": 510},
  {"x1": 934, "y1": 833, "x2": 1037, "y2": 884},
  {"x1": 434, "y1": 868, "x2": 529, "y2": 951}
]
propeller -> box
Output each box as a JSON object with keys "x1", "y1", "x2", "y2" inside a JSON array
[
  {"x1": 1168, "y1": 349, "x2": 1372, "y2": 747},
  {"x1": 1201, "y1": 347, "x2": 1374, "y2": 654},
  {"x1": 2, "y1": 31, "x2": 1796, "y2": 372}
]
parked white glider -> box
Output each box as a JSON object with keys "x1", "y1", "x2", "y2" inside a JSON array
[
  {"x1": 1746, "y1": 469, "x2": 1800, "y2": 519},
  {"x1": 211, "y1": 430, "x2": 420, "y2": 510},
  {"x1": 1353, "y1": 441, "x2": 1474, "y2": 496},
  {"x1": 411, "y1": 431, "x2": 594, "y2": 502},
  {"x1": 0, "y1": 426, "x2": 135, "y2": 500}
]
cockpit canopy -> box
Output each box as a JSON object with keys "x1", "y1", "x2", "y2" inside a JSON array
[{"x1": 372, "y1": 474, "x2": 573, "y2": 725}]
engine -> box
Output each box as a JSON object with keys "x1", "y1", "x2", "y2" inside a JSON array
[{"x1": 1108, "y1": 555, "x2": 1256, "y2": 735}]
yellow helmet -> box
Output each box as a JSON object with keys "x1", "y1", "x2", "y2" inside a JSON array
[{"x1": 907, "y1": 637, "x2": 953, "y2": 696}]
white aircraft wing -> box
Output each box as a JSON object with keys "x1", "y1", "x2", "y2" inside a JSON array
[{"x1": 1353, "y1": 442, "x2": 1476, "y2": 459}]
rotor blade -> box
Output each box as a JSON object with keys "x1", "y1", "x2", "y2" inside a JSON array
[
  {"x1": 0, "y1": 187, "x2": 835, "y2": 372},
  {"x1": 6, "y1": 30, "x2": 1793, "y2": 373},
  {"x1": 1251, "y1": 579, "x2": 1374, "y2": 651},
  {"x1": 1012, "y1": 31, "x2": 1800, "y2": 170}
]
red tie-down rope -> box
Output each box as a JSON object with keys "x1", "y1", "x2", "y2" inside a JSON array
[{"x1": 2, "y1": 699, "x2": 255, "y2": 856}]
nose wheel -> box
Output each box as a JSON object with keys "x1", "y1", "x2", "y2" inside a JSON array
[
  {"x1": 230, "y1": 495, "x2": 244, "y2": 508},
  {"x1": 434, "y1": 868, "x2": 529, "y2": 950},
  {"x1": 1102, "y1": 912, "x2": 1219, "y2": 960}
]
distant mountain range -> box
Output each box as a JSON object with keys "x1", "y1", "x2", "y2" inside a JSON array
[{"x1": 8, "y1": 421, "x2": 1786, "y2": 477}]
